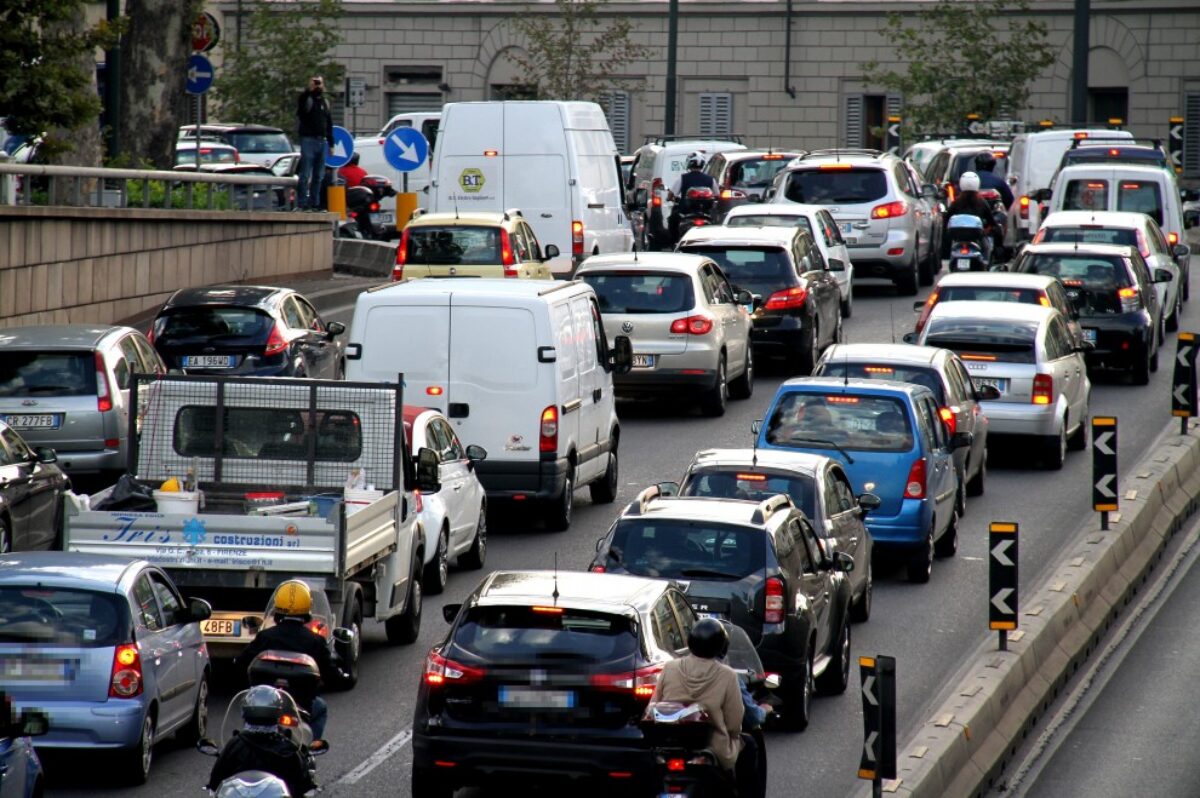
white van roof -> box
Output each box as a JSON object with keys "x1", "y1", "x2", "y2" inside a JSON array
[
  {"x1": 362, "y1": 278, "x2": 586, "y2": 302},
  {"x1": 442, "y1": 100, "x2": 608, "y2": 131},
  {"x1": 1018, "y1": 128, "x2": 1133, "y2": 143},
  {"x1": 1055, "y1": 163, "x2": 1172, "y2": 181}
]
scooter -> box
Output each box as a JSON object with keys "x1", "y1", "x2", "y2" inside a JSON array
[
  {"x1": 346, "y1": 174, "x2": 398, "y2": 241},
  {"x1": 675, "y1": 186, "x2": 718, "y2": 242},
  {"x1": 945, "y1": 214, "x2": 991, "y2": 272}
]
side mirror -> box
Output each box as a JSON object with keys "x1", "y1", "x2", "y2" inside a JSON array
[
  {"x1": 949, "y1": 431, "x2": 974, "y2": 451},
  {"x1": 595, "y1": 536, "x2": 604, "y2": 552},
  {"x1": 912, "y1": 300, "x2": 925, "y2": 312},
  {"x1": 332, "y1": 626, "x2": 356, "y2": 660},
  {"x1": 415, "y1": 447, "x2": 442, "y2": 494},
  {"x1": 751, "y1": 419, "x2": 763, "y2": 437},
  {"x1": 1154, "y1": 268, "x2": 1173, "y2": 284},
  {"x1": 747, "y1": 194, "x2": 764, "y2": 204},
  {"x1": 543, "y1": 244, "x2": 560, "y2": 260},
  {"x1": 827, "y1": 258, "x2": 845, "y2": 272},
  {"x1": 656, "y1": 481, "x2": 680, "y2": 497},
  {"x1": 186, "y1": 597, "x2": 212, "y2": 623},
  {"x1": 465, "y1": 444, "x2": 487, "y2": 462},
  {"x1": 326, "y1": 321, "x2": 346, "y2": 337},
  {"x1": 36, "y1": 447, "x2": 57, "y2": 464},
  {"x1": 992, "y1": 210, "x2": 1007, "y2": 226},
  {"x1": 1181, "y1": 188, "x2": 1200, "y2": 202},
  {"x1": 901, "y1": 332, "x2": 917, "y2": 344},
  {"x1": 19, "y1": 709, "x2": 49, "y2": 738},
  {"x1": 764, "y1": 673, "x2": 782, "y2": 690},
  {"x1": 1033, "y1": 188, "x2": 1052, "y2": 202},
  {"x1": 332, "y1": 627, "x2": 354, "y2": 645},
  {"x1": 242, "y1": 614, "x2": 263, "y2": 632},
  {"x1": 196, "y1": 738, "x2": 222, "y2": 757},
  {"x1": 442, "y1": 604, "x2": 462, "y2": 623},
  {"x1": 1173, "y1": 243, "x2": 1190, "y2": 259},
  {"x1": 733, "y1": 289, "x2": 753, "y2": 305},
  {"x1": 974, "y1": 383, "x2": 1002, "y2": 401},
  {"x1": 309, "y1": 739, "x2": 330, "y2": 755},
  {"x1": 833, "y1": 551, "x2": 855, "y2": 572},
  {"x1": 609, "y1": 334, "x2": 633, "y2": 375},
  {"x1": 857, "y1": 493, "x2": 882, "y2": 513},
  {"x1": 1185, "y1": 210, "x2": 1200, "y2": 230}
]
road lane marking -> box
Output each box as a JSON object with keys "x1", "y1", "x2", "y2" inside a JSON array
[{"x1": 337, "y1": 727, "x2": 413, "y2": 785}]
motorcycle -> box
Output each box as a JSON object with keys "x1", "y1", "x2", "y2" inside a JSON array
[
  {"x1": 346, "y1": 174, "x2": 398, "y2": 241},
  {"x1": 642, "y1": 623, "x2": 777, "y2": 797},
  {"x1": 945, "y1": 214, "x2": 991, "y2": 272},
  {"x1": 675, "y1": 186, "x2": 718, "y2": 242},
  {"x1": 244, "y1": 583, "x2": 359, "y2": 691}
]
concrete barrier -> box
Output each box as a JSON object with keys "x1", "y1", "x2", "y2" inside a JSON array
[
  {"x1": 333, "y1": 238, "x2": 396, "y2": 279},
  {"x1": 871, "y1": 420, "x2": 1200, "y2": 798}
]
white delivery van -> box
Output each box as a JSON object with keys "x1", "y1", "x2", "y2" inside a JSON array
[
  {"x1": 353, "y1": 111, "x2": 441, "y2": 225},
  {"x1": 429, "y1": 101, "x2": 633, "y2": 275},
  {"x1": 344, "y1": 279, "x2": 632, "y2": 530},
  {"x1": 1005, "y1": 128, "x2": 1133, "y2": 244}
]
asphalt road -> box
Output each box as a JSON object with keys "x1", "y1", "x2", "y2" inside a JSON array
[{"x1": 45, "y1": 261, "x2": 1198, "y2": 797}]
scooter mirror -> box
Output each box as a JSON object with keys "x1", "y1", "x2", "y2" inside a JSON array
[
  {"x1": 332, "y1": 627, "x2": 355, "y2": 646},
  {"x1": 764, "y1": 674, "x2": 781, "y2": 690},
  {"x1": 196, "y1": 738, "x2": 221, "y2": 757},
  {"x1": 310, "y1": 739, "x2": 331, "y2": 755},
  {"x1": 242, "y1": 615, "x2": 262, "y2": 632}
]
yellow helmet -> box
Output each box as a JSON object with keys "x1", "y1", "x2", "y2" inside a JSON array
[{"x1": 273, "y1": 580, "x2": 313, "y2": 617}]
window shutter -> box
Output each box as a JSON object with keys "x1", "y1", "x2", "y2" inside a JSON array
[
  {"x1": 699, "y1": 93, "x2": 733, "y2": 137},
  {"x1": 387, "y1": 92, "x2": 441, "y2": 118},
  {"x1": 1185, "y1": 91, "x2": 1200, "y2": 178},
  {"x1": 844, "y1": 94, "x2": 864, "y2": 148},
  {"x1": 601, "y1": 91, "x2": 631, "y2": 154}
]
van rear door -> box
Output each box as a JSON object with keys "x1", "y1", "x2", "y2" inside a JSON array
[
  {"x1": 349, "y1": 294, "x2": 450, "y2": 408},
  {"x1": 432, "y1": 104, "x2": 503, "y2": 215},
  {"x1": 505, "y1": 105, "x2": 572, "y2": 275}
]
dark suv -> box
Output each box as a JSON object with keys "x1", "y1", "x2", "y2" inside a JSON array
[
  {"x1": 411, "y1": 570, "x2": 696, "y2": 795},
  {"x1": 702, "y1": 149, "x2": 803, "y2": 220},
  {"x1": 590, "y1": 487, "x2": 855, "y2": 730}
]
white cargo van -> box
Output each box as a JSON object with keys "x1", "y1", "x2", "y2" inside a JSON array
[
  {"x1": 353, "y1": 111, "x2": 441, "y2": 225},
  {"x1": 344, "y1": 279, "x2": 632, "y2": 530},
  {"x1": 429, "y1": 101, "x2": 633, "y2": 275},
  {"x1": 1005, "y1": 128, "x2": 1133, "y2": 244}
]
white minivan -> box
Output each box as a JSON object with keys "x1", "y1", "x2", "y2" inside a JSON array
[
  {"x1": 344, "y1": 279, "x2": 631, "y2": 530},
  {"x1": 429, "y1": 101, "x2": 633, "y2": 275}
]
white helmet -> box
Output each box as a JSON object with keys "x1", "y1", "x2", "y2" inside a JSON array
[
  {"x1": 959, "y1": 171, "x2": 981, "y2": 192},
  {"x1": 686, "y1": 152, "x2": 706, "y2": 170}
]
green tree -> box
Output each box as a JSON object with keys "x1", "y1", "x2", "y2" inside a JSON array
[
  {"x1": 215, "y1": 0, "x2": 344, "y2": 134},
  {"x1": 0, "y1": 0, "x2": 122, "y2": 159},
  {"x1": 507, "y1": 0, "x2": 647, "y2": 101},
  {"x1": 861, "y1": 0, "x2": 1056, "y2": 134}
]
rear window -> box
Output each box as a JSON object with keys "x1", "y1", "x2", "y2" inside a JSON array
[
  {"x1": 726, "y1": 214, "x2": 812, "y2": 234},
  {"x1": 0, "y1": 587, "x2": 130, "y2": 647},
  {"x1": 1116, "y1": 181, "x2": 1163, "y2": 226},
  {"x1": 938, "y1": 285, "x2": 1048, "y2": 308},
  {"x1": 1062, "y1": 179, "x2": 1109, "y2": 212},
  {"x1": 950, "y1": 152, "x2": 1008, "y2": 181},
  {"x1": 176, "y1": 147, "x2": 237, "y2": 166},
  {"x1": 0, "y1": 352, "x2": 97, "y2": 398},
  {"x1": 682, "y1": 470, "x2": 816, "y2": 518},
  {"x1": 609, "y1": 519, "x2": 765, "y2": 580},
  {"x1": 924, "y1": 318, "x2": 1039, "y2": 363},
  {"x1": 1019, "y1": 254, "x2": 1131, "y2": 287},
  {"x1": 153, "y1": 307, "x2": 274, "y2": 344},
  {"x1": 452, "y1": 606, "x2": 638, "y2": 664},
  {"x1": 765, "y1": 393, "x2": 914, "y2": 452},
  {"x1": 727, "y1": 157, "x2": 793, "y2": 188},
  {"x1": 404, "y1": 226, "x2": 503, "y2": 265},
  {"x1": 581, "y1": 272, "x2": 695, "y2": 314},
  {"x1": 816, "y1": 363, "x2": 946, "y2": 404},
  {"x1": 1039, "y1": 226, "x2": 1137, "y2": 248},
  {"x1": 173, "y1": 406, "x2": 362, "y2": 461},
  {"x1": 679, "y1": 246, "x2": 793, "y2": 295},
  {"x1": 783, "y1": 167, "x2": 888, "y2": 204},
  {"x1": 226, "y1": 131, "x2": 292, "y2": 154}
]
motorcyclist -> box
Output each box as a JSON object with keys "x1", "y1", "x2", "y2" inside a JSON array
[
  {"x1": 206, "y1": 685, "x2": 317, "y2": 798},
  {"x1": 234, "y1": 580, "x2": 337, "y2": 740},
  {"x1": 338, "y1": 152, "x2": 367, "y2": 188},
  {"x1": 946, "y1": 171, "x2": 994, "y2": 263},
  {"x1": 667, "y1": 152, "x2": 718, "y2": 241},
  {"x1": 972, "y1": 152, "x2": 1014, "y2": 209}
]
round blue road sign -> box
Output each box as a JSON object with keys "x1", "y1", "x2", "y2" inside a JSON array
[
  {"x1": 383, "y1": 127, "x2": 429, "y2": 173},
  {"x1": 186, "y1": 54, "x2": 215, "y2": 95},
  {"x1": 326, "y1": 126, "x2": 355, "y2": 169}
]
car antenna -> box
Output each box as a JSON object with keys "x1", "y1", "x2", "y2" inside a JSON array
[
  {"x1": 454, "y1": 197, "x2": 460, "y2": 221},
  {"x1": 552, "y1": 552, "x2": 560, "y2": 606}
]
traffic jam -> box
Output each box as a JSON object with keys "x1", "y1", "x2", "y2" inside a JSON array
[{"x1": 1, "y1": 102, "x2": 1198, "y2": 798}]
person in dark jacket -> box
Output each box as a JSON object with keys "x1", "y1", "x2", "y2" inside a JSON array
[
  {"x1": 296, "y1": 76, "x2": 334, "y2": 210},
  {"x1": 206, "y1": 685, "x2": 316, "y2": 797}
]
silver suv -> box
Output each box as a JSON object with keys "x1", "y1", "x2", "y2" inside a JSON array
[
  {"x1": 576, "y1": 252, "x2": 754, "y2": 416},
  {"x1": 765, "y1": 149, "x2": 942, "y2": 295},
  {"x1": 0, "y1": 326, "x2": 165, "y2": 476}
]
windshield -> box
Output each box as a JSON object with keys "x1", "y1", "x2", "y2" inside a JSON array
[
  {"x1": 0, "y1": 587, "x2": 130, "y2": 647},
  {"x1": 153, "y1": 306, "x2": 274, "y2": 344},
  {"x1": 783, "y1": 168, "x2": 888, "y2": 204},
  {"x1": 727, "y1": 157, "x2": 793, "y2": 188},
  {"x1": 816, "y1": 363, "x2": 946, "y2": 404},
  {"x1": 726, "y1": 214, "x2": 813, "y2": 233},
  {"x1": 0, "y1": 352, "x2": 97, "y2": 398},
  {"x1": 608, "y1": 519, "x2": 765, "y2": 580},
  {"x1": 452, "y1": 606, "x2": 638, "y2": 665},
  {"x1": 937, "y1": 285, "x2": 1048, "y2": 310},
  {"x1": 682, "y1": 469, "x2": 816, "y2": 518},
  {"x1": 679, "y1": 245, "x2": 793, "y2": 295},
  {"x1": 924, "y1": 318, "x2": 1039, "y2": 363},
  {"x1": 1065, "y1": 148, "x2": 1166, "y2": 168},
  {"x1": 403, "y1": 226, "x2": 503, "y2": 265},
  {"x1": 766, "y1": 393, "x2": 914, "y2": 452},
  {"x1": 582, "y1": 272, "x2": 695, "y2": 314},
  {"x1": 1018, "y1": 253, "x2": 1131, "y2": 317},
  {"x1": 227, "y1": 131, "x2": 292, "y2": 154}
]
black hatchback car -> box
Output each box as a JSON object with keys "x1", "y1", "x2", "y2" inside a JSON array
[
  {"x1": 590, "y1": 487, "x2": 854, "y2": 731},
  {"x1": 0, "y1": 420, "x2": 70, "y2": 553},
  {"x1": 149, "y1": 285, "x2": 346, "y2": 379},
  {"x1": 412, "y1": 570, "x2": 696, "y2": 795}
]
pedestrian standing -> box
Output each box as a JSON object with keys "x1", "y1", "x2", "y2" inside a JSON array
[{"x1": 296, "y1": 76, "x2": 334, "y2": 211}]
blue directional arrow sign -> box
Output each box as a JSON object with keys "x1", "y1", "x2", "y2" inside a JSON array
[
  {"x1": 383, "y1": 126, "x2": 429, "y2": 173},
  {"x1": 185, "y1": 54, "x2": 215, "y2": 95},
  {"x1": 326, "y1": 126, "x2": 355, "y2": 168}
]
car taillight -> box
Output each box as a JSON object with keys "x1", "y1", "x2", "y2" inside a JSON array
[
  {"x1": 1167, "y1": 232, "x2": 1179, "y2": 246},
  {"x1": 1117, "y1": 286, "x2": 1141, "y2": 313},
  {"x1": 870, "y1": 200, "x2": 908, "y2": 219},
  {"x1": 413, "y1": 489, "x2": 424, "y2": 514},
  {"x1": 669, "y1": 315, "x2": 714, "y2": 335},
  {"x1": 915, "y1": 291, "x2": 938, "y2": 333},
  {"x1": 667, "y1": 759, "x2": 687, "y2": 772},
  {"x1": 904, "y1": 457, "x2": 927, "y2": 499},
  {"x1": 146, "y1": 325, "x2": 156, "y2": 345},
  {"x1": 95, "y1": 352, "x2": 113, "y2": 412},
  {"x1": 424, "y1": 650, "x2": 485, "y2": 687},
  {"x1": 1032, "y1": 373, "x2": 1053, "y2": 405},
  {"x1": 1135, "y1": 229, "x2": 1150, "y2": 259},
  {"x1": 264, "y1": 325, "x2": 288, "y2": 356},
  {"x1": 945, "y1": 184, "x2": 956, "y2": 204},
  {"x1": 539, "y1": 405, "x2": 558, "y2": 453},
  {"x1": 1019, "y1": 196, "x2": 1030, "y2": 219},
  {"x1": 393, "y1": 228, "x2": 410, "y2": 281},
  {"x1": 938, "y1": 406, "x2": 957, "y2": 435},
  {"x1": 763, "y1": 286, "x2": 808, "y2": 311},
  {"x1": 590, "y1": 564, "x2": 606, "y2": 573},
  {"x1": 109, "y1": 643, "x2": 143, "y2": 698},
  {"x1": 590, "y1": 662, "x2": 663, "y2": 699},
  {"x1": 651, "y1": 178, "x2": 663, "y2": 207},
  {"x1": 572, "y1": 220, "x2": 584, "y2": 258},
  {"x1": 370, "y1": 202, "x2": 380, "y2": 212},
  {"x1": 719, "y1": 188, "x2": 746, "y2": 200},
  {"x1": 500, "y1": 228, "x2": 517, "y2": 276},
  {"x1": 764, "y1": 577, "x2": 785, "y2": 624}
]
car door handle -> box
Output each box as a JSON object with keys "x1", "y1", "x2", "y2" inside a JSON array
[
  {"x1": 453, "y1": 484, "x2": 463, "y2": 492},
  {"x1": 593, "y1": 388, "x2": 602, "y2": 402}
]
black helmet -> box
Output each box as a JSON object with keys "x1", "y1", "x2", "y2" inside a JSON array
[
  {"x1": 974, "y1": 151, "x2": 997, "y2": 172},
  {"x1": 688, "y1": 617, "x2": 730, "y2": 659},
  {"x1": 241, "y1": 685, "x2": 292, "y2": 730}
]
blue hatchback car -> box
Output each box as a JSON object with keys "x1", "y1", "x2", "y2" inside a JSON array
[
  {"x1": 756, "y1": 378, "x2": 970, "y2": 582},
  {"x1": 0, "y1": 552, "x2": 212, "y2": 785}
]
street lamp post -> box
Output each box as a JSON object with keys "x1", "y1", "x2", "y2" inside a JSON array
[{"x1": 664, "y1": 0, "x2": 679, "y2": 136}]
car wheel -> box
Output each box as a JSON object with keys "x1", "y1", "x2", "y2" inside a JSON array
[
  {"x1": 338, "y1": 592, "x2": 363, "y2": 688},
  {"x1": 780, "y1": 650, "x2": 813, "y2": 732},
  {"x1": 385, "y1": 565, "x2": 423, "y2": 645},
  {"x1": 459, "y1": 508, "x2": 487, "y2": 570},
  {"x1": 1043, "y1": 423, "x2": 1067, "y2": 470},
  {"x1": 1131, "y1": 347, "x2": 1152, "y2": 385},
  {"x1": 423, "y1": 526, "x2": 449, "y2": 595},
  {"x1": 1167, "y1": 298, "x2": 1180, "y2": 332},
  {"x1": 545, "y1": 467, "x2": 574, "y2": 531},
  {"x1": 966, "y1": 448, "x2": 987, "y2": 497},
  {"x1": 895, "y1": 255, "x2": 919, "y2": 296},
  {"x1": 729, "y1": 346, "x2": 755, "y2": 400},
  {"x1": 1068, "y1": 408, "x2": 1089, "y2": 451},
  {"x1": 589, "y1": 445, "x2": 620, "y2": 503},
  {"x1": 121, "y1": 711, "x2": 155, "y2": 785},
  {"x1": 178, "y1": 672, "x2": 209, "y2": 745},
  {"x1": 934, "y1": 508, "x2": 959, "y2": 558},
  {"x1": 850, "y1": 560, "x2": 872, "y2": 623},
  {"x1": 700, "y1": 355, "x2": 728, "y2": 417},
  {"x1": 816, "y1": 623, "x2": 851, "y2": 696},
  {"x1": 800, "y1": 324, "x2": 821, "y2": 375},
  {"x1": 841, "y1": 284, "x2": 853, "y2": 318},
  {"x1": 955, "y1": 476, "x2": 966, "y2": 519},
  {"x1": 412, "y1": 767, "x2": 455, "y2": 798},
  {"x1": 918, "y1": 238, "x2": 934, "y2": 286},
  {"x1": 906, "y1": 525, "x2": 934, "y2": 583}
]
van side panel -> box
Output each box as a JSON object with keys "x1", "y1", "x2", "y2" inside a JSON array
[
  {"x1": 550, "y1": 298, "x2": 580, "y2": 466},
  {"x1": 431, "y1": 104, "x2": 504, "y2": 214},
  {"x1": 570, "y1": 294, "x2": 608, "y2": 483},
  {"x1": 573, "y1": 129, "x2": 627, "y2": 257}
]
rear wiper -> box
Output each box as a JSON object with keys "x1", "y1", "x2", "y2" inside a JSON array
[
  {"x1": 533, "y1": 651, "x2": 591, "y2": 660},
  {"x1": 780, "y1": 437, "x2": 855, "y2": 464},
  {"x1": 679, "y1": 568, "x2": 742, "y2": 580}
]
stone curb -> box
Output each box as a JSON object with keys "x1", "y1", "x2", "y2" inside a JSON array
[{"x1": 333, "y1": 238, "x2": 397, "y2": 279}]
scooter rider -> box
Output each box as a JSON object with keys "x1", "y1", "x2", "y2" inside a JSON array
[
  {"x1": 667, "y1": 152, "x2": 718, "y2": 241},
  {"x1": 946, "y1": 171, "x2": 995, "y2": 263},
  {"x1": 972, "y1": 152, "x2": 1014, "y2": 210},
  {"x1": 206, "y1": 685, "x2": 317, "y2": 798},
  {"x1": 235, "y1": 580, "x2": 337, "y2": 740}
]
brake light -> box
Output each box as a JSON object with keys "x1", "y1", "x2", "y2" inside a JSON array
[
  {"x1": 765, "y1": 577, "x2": 785, "y2": 624},
  {"x1": 864, "y1": 366, "x2": 894, "y2": 374},
  {"x1": 762, "y1": 153, "x2": 785, "y2": 160},
  {"x1": 589, "y1": 564, "x2": 606, "y2": 573},
  {"x1": 870, "y1": 200, "x2": 908, "y2": 219},
  {"x1": 483, "y1": 149, "x2": 498, "y2": 157},
  {"x1": 735, "y1": 472, "x2": 767, "y2": 481},
  {"x1": 531, "y1": 606, "x2": 564, "y2": 614},
  {"x1": 539, "y1": 405, "x2": 558, "y2": 453},
  {"x1": 394, "y1": 228, "x2": 409, "y2": 281},
  {"x1": 763, "y1": 286, "x2": 808, "y2": 311},
  {"x1": 424, "y1": 650, "x2": 485, "y2": 687},
  {"x1": 915, "y1": 291, "x2": 938, "y2": 333},
  {"x1": 1109, "y1": 148, "x2": 1120, "y2": 156},
  {"x1": 370, "y1": 201, "x2": 380, "y2": 212},
  {"x1": 651, "y1": 178, "x2": 663, "y2": 207},
  {"x1": 306, "y1": 619, "x2": 330, "y2": 638},
  {"x1": 1167, "y1": 232, "x2": 1179, "y2": 246},
  {"x1": 1074, "y1": 132, "x2": 1089, "y2": 140},
  {"x1": 1032, "y1": 373, "x2": 1053, "y2": 405},
  {"x1": 1117, "y1": 286, "x2": 1141, "y2": 312},
  {"x1": 500, "y1": 228, "x2": 517, "y2": 276},
  {"x1": 264, "y1": 325, "x2": 288, "y2": 356},
  {"x1": 572, "y1": 220, "x2": 584, "y2": 258},
  {"x1": 667, "y1": 759, "x2": 687, "y2": 772},
  {"x1": 904, "y1": 457, "x2": 927, "y2": 499},
  {"x1": 1019, "y1": 195, "x2": 1030, "y2": 219},
  {"x1": 109, "y1": 643, "x2": 143, "y2": 698},
  {"x1": 670, "y1": 315, "x2": 714, "y2": 335},
  {"x1": 819, "y1": 163, "x2": 853, "y2": 171},
  {"x1": 945, "y1": 184, "x2": 956, "y2": 204},
  {"x1": 95, "y1": 352, "x2": 113, "y2": 412},
  {"x1": 590, "y1": 662, "x2": 663, "y2": 699},
  {"x1": 938, "y1": 406, "x2": 957, "y2": 435},
  {"x1": 719, "y1": 188, "x2": 746, "y2": 200}
]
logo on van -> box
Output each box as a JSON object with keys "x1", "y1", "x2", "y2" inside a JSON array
[
  {"x1": 505, "y1": 434, "x2": 531, "y2": 452},
  {"x1": 459, "y1": 168, "x2": 485, "y2": 194}
]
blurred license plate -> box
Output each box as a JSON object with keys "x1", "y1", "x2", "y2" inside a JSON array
[
  {"x1": 842, "y1": 237, "x2": 857, "y2": 245},
  {"x1": 955, "y1": 258, "x2": 972, "y2": 270},
  {"x1": 2, "y1": 658, "x2": 68, "y2": 681},
  {"x1": 695, "y1": 612, "x2": 727, "y2": 621},
  {"x1": 2, "y1": 414, "x2": 60, "y2": 429},
  {"x1": 1083, "y1": 328, "x2": 1097, "y2": 343},
  {"x1": 975, "y1": 377, "x2": 1008, "y2": 394},
  {"x1": 378, "y1": 213, "x2": 394, "y2": 225},
  {"x1": 632, "y1": 354, "x2": 655, "y2": 368},
  {"x1": 499, "y1": 687, "x2": 575, "y2": 709},
  {"x1": 201, "y1": 619, "x2": 241, "y2": 637},
  {"x1": 841, "y1": 223, "x2": 854, "y2": 234},
  {"x1": 183, "y1": 355, "x2": 235, "y2": 368}
]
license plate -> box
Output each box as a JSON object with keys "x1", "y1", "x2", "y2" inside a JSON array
[
  {"x1": 182, "y1": 355, "x2": 235, "y2": 368},
  {"x1": 378, "y1": 213, "x2": 394, "y2": 224},
  {"x1": 1, "y1": 413, "x2": 61, "y2": 429},
  {"x1": 1, "y1": 659, "x2": 68, "y2": 681},
  {"x1": 975, "y1": 377, "x2": 1008, "y2": 394},
  {"x1": 201, "y1": 619, "x2": 241, "y2": 637},
  {"x1": 695, "y1": 612, "x2": 727, "y2": 621},
  {"x1": 632, "y1": 354, "x2": 655, "y2": 369},
  {"x1": 499, "y1": 687, "x2": 575, "y2": 709},
  {"x1": 955, "y1": 258, "x2": 972, "y2": 270},
  {"x1": 842, "y1": 237, "x2": 857, "y2": 245},
  {"x1": 1083, "y1": 328, "x2": 1097, "y2": 343}
]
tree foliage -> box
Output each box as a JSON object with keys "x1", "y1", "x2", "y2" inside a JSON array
[
  {"x1": 507, "y1": 0, "x2": 647, "y2": 101},
  {"x1": 215, "y1": 0, "x2": 344, "y2": 134},
  {"x1": 0, "y1": 0, "x2": 123, "y2": 158},
  {"x1": 861, "y1": 0, "x2": 1056, "y2": 134}
]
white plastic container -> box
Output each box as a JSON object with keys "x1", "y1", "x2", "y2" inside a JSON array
[
  {"x1": 153, "y1": 490, "x2": 201, "y2": 515},
  {"x1": 343, "y1": 488, "x2": 384, "y2": 517}
]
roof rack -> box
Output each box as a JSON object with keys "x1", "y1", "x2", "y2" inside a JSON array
[
  {"x1": 794, "y1": 148, "x2": 885, "y2": 163},
  {"x1": 1068, "y1": 137, "x2": 1163, "y2": 150},
  {"x1": 750, "y1": 494, "x2": 792, "y2": 525},
  {"x1": 624, "y1": 485, "x2": 663, "y2": 516},
  {"x1": 643, "y1": 134, "x2": 744, "y2": 146}
]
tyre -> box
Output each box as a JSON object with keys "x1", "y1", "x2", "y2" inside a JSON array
[
  {"x1": 177, "y1": 672, "x2": 209, "y2": 745},
  {"x1": 918, "y1": 238, "x2": 934, "y2": 286},
  {"x1": 799, "y1": 325, "x2": 820, "y2": 376},
  {"x1": 700, "y1": 355, "x2": 728, "y2": 417},
  {"x1": 966, "y1": 448, "x2": 986, "y2": 497},
  {"x1": 412, "y1": 767, "x2": 455, "y2": 798},
  {"x1": 1167, "y1": 299, "x2": 1180, "y2": 332},
  {"x1": 544, "y1": 467, "x2": 574, "y2": 531},
  {"x1": 780, "y1": 651, "x2": 813, "y2": 732},
  {"x1": 934, "y1": 509, "x2": 958, "y2": 558},
  {"x1": 1043, "y1": 423, "x2": 1067, "y2": 470},
  {"x1": 51, "y1": 497, "x2": 64, "y2": 550},
  {"x1": 120, "y1": 711, "x2": 155, "y2": 785},
  {"x1": 589, "y1": 444, "x2": 619, "y2": 504},
  {"x1": 337, "y1": 592, "x2": 363, "y2": 689},
  {"x1": 816, "y1": 623, "x2": 851, "y2": 695},
  {"x1": 1068, "y1": 409, "x2": 1088, "y2": 451},
  {"x1": 729, "y1": 346, "x2": 755, "y2": 400},
  {"x1": 906, "y1": 525, "x2": 934, "y2": 583},
  {"x1": 385, "y1": 567, "x2": 423, "y2": 645},
  {"x1": 423, "y1": 526, "x2": 449, "y2": 595},
  {"x1": 0, "y1": 517, "x2": 10, "y2": 554},
  {"x1": 1131, "y1": 349, "x2": 1151, "y2": 385},
  {"x1": 841, "y1": 285, "x2": 853, "y2": 318},
  {"x1": 459, "y1": 509, "x2": 487, "y2": 570},
  {"x1": 895, "y1": 257, "x2": 919, "y2": 296},
  {"x1": 850, "y1": 560, "x2": 872, "y2": 623}
]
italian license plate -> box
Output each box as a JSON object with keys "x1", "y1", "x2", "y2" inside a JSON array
[
  {"x1": 201, "y1": 618, "x2": 241, "y2": 637},
  {"x1": 183, "y1": 355, "x2": 235, "y2": 368},
  {"x1": 955, "y1": 258, "x2": 972, "y2": 270},
  {"x1": 2, "y1": 658, "x2": 68, "y2": 682},
  {"x1": 1, "y1": 413, "x2": 61, "y2": 429},
  {"x1": 695, "y1": 611, "x2": 727, "y2": 621},
  {"x1": 632, "y1": 354, "x2": 655, "y2": 368},
  {"x1": 378, "y1": 212, "x2": 394, "y2": 225},
  {"x1": 841, "y1": 223, "x2": 854, "y2": 234},
  {"x1": 975, "y1": 377, "x2": 1008, "y2": 394},
  {"x1": 1083, "y1": 328, "x2": 1097, "y2": 343},
  {"x1": 499, "y1": 687, "x2": 575, "y2": 709}
]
